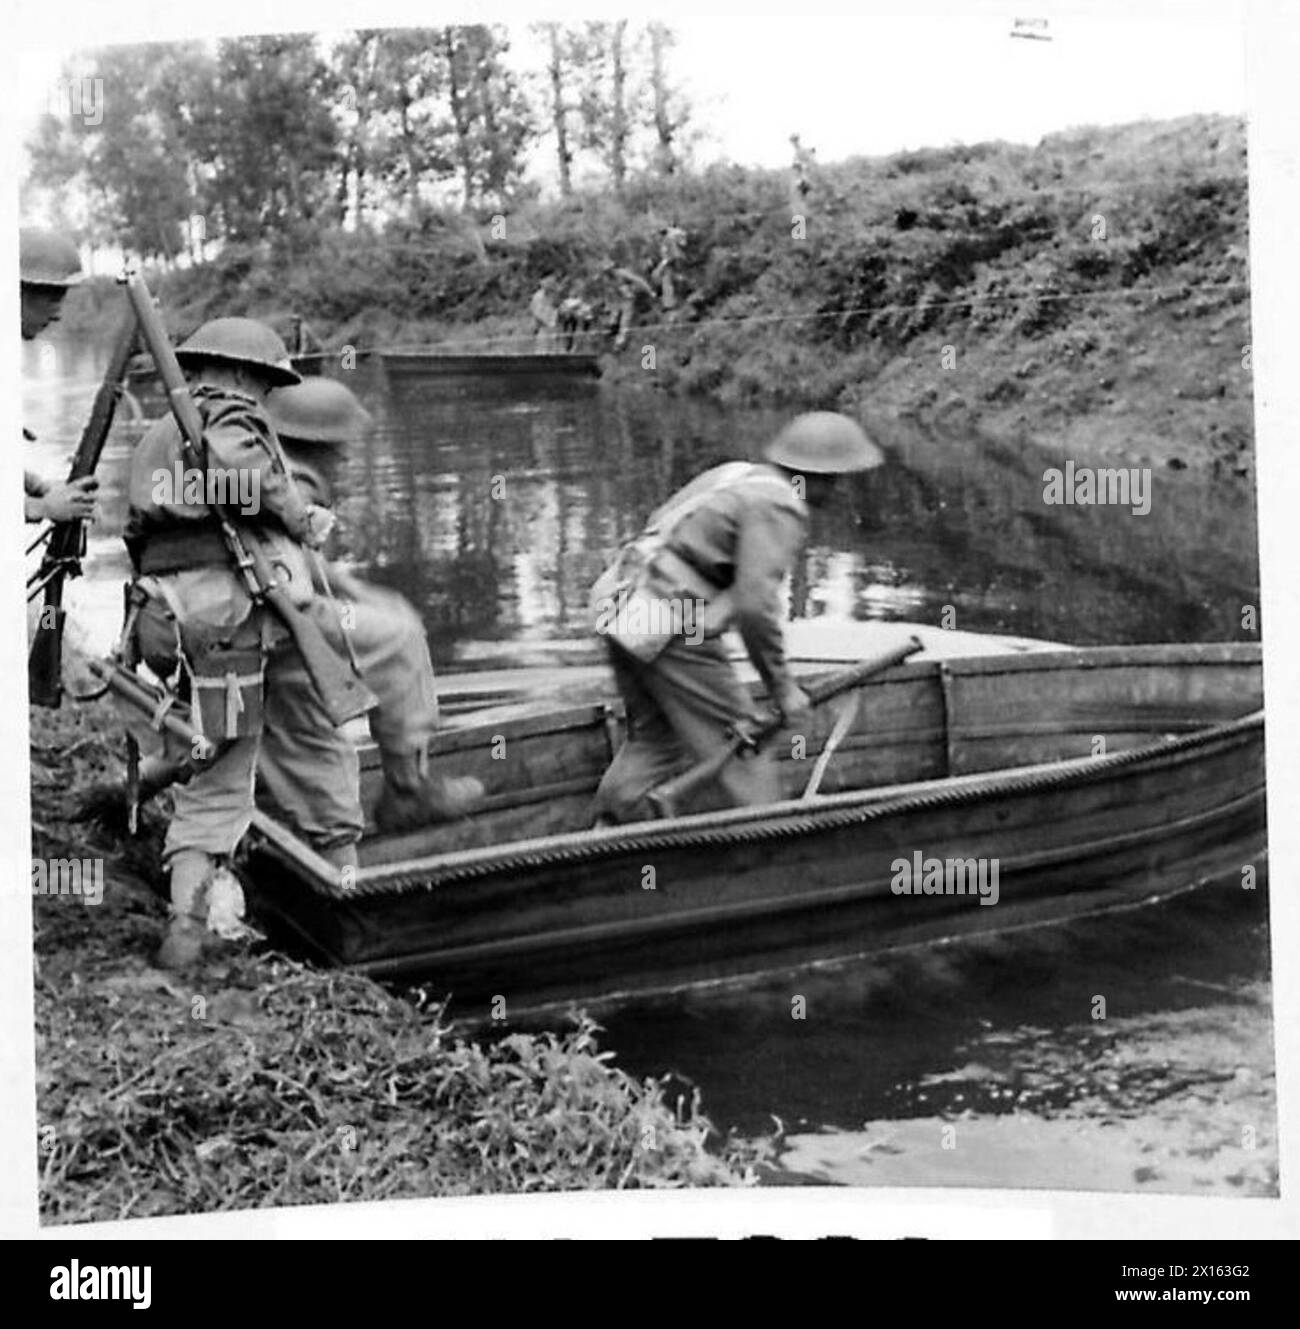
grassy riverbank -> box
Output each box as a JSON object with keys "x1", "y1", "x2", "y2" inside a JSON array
[
  {"x1": 64, "y1": 113, "x2": 1251, "y2": 474},
  {"x1": 31, "y1": 699, "x2": 750, "y2": 1224}
]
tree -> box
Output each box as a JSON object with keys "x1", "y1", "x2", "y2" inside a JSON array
[
  {"x1": 574, "y1": 21, "x2": 638, "y2": 193},
  {"x1": 26, "y1": 43, "x2": 208, "y2": 263},
  {"x1": 441, "y1": 25, "x2": 533, "y2": 210},
  {"x1": 536, "y1": 23, "x2": 575, "y2": 198},
  {"x1": 565, "y1": 22, "x2": 691, "y2": 190},
  {"x1": 331, "y1": 29, "x2": 389, "y2": 226},
  {"x1": 188, "y1": 36, "x2": 342, "y2": 244},
  {"x1": 362, "y1": 30, "x2": 455, "y2": 218},
  {"x1": 645, "y1": 23, "x2": 688, "y2": 177}
]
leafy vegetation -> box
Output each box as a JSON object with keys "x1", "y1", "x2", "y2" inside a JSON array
[
  {"x1": 26, "y1": 25, "x2": 691, "y2": 256},
  {"x1": 32, "y1": 698, "x2": 749, "y2": 1224},
  {"x1": 59, "y1": 112, "x2": 1248, "y2": 476}
]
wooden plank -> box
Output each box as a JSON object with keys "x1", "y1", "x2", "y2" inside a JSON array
[{"x1": 945, "y1": 648, "x2": 1262, "y2": 775}]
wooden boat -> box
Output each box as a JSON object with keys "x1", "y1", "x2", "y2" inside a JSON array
[
  {"x1": 381, "y1": 350, "x2": 601, "y2": 378},
  {"x1": 245, "y1": 642, "x2": 1266, "y2": 1015}
]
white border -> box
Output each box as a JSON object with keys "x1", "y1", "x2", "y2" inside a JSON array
[{"x1": 3, "y1": 0, "x2": 1296, "y2": 1241}]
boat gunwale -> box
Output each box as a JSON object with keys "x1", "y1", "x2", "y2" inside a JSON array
[{"x1": 252, "y1": 705, "x2": 1265, "y2": 901}]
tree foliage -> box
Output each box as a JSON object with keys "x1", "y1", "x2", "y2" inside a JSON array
[{"x1": 25, "y1": 24, "x2": 690, "y2": 260}]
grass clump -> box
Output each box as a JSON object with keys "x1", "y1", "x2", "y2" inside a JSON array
[{"x1": 37, "y1": 956, "x2": 744, "y2": 1224}]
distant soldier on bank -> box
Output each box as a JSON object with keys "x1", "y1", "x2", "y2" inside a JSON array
[
  {"x1": 790, "y1": 134, "x2": 816, "y2": 211},
  {"x1": 19, "y1": 227, "x2": 99, "y2": 525},
  {"x1": 588, "y1": 413, "x2": 884, "y2": 824},
  {"x1": 121, "y1": 317, "x2": 359, "y2": 969},
  {"x1": 530, "y1": 276, "x2": 561, "y2": 352},
  {"x1": 288, "y1": 313, "x2": 324, "y2": 358},
  {"x1": 653, "y1": 224, "x2": 688, "y2": 312},
  {"x1": 556, "y1": 295, "x2": 595, "y2": 352},
  {"x1": 264, "y1": 376, "x2": 484, "y2": 830},
  {"x1": 601, "y1": 261, "x2": 656, "y2": 351}
]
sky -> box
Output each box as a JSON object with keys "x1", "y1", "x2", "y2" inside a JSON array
[{"x1": 10, "y1": 3, "x2": 1249, "y2": 192}]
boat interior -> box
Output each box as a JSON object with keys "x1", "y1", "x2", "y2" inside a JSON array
[{"x1": 329, "y1": 644, "x2": 1262, "y2": 871}]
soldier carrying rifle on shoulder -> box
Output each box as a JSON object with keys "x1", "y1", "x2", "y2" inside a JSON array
[{"x1": 120, "y1": 313, "x2": 369, "y2": 970}]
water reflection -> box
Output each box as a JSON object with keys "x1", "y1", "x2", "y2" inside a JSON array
[{"x1": 22, "y1": 338, "x2": 1260, "y2": 667}]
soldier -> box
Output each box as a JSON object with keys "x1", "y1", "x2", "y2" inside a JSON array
[
  {"x1": 653, "y1": 224, "x2": 687, "y2": 312},
  {"x1": 601, "y1": 262, "x2": 656, "y2": 351},
  {"x1": 556, "y1": 295, "x2": 593, "y2": 352},
  {"x1": 790, "y1": 134, "x2": 816, "y2": 208},
  {"x1": 263, "y1": 376, "x2": 484, "y2": 830},
  {"x1": 589, "y1": 413, "x2": 884, "y2": 824},
  {"x1": 529, "y1": 277, "x2": 560, "y2": 351},
  {"x1": 19, "y1": 227, "x2": 98, "y2": 524},
  {"x1": 122, "y1": 317, "x2": 361, "y2": 969}
]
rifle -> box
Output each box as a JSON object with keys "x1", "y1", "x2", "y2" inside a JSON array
[
  {"x1": 121, "y1": 272, "x2": 377, "y2": 727},
  {"x1": 27, "y1": 305, "x2": 138, "y2": 708},
  {"x1": 82, "y1": 657, "x2": 217, "y2": 833},
  {"x1": 646, "y1": 635, "x2": 924, "y2": 819}
]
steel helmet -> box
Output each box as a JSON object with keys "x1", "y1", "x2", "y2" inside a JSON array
[
  {"x1": 19, "y1": 227, "x2": 83, "y2": 287},
  {"x1": 266, "y1": 377, "x2": 373, "y2": 447},
  {"x1": 763, "y1": 412, "x2": 885, "y2": 474},
  {"x1": 175, "y1": 317, "x2": 301, "y2": 386}
]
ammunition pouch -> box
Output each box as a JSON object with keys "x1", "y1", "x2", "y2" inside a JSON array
[
  {"x1": 183, "y1": 624, "x2": 266, "y2": 742},
  {"x1": 126, "y1": 575, "x2": 267, "y2": 743},
  {"x1": 591, "y1": 543, "x2": 728, "y2": 664}
]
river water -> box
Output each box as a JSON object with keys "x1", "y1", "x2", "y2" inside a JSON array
[{"x1": 23, "y1": 339, "x2": 1273, "y2": 1193}]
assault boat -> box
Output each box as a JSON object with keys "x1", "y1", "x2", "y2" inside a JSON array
[
  {"x1": 380, "y1": 350, "x2": 601, "y2": 378},
  {"x1": 245, "y1": 642, "x2": 1266, "y2": 1014}
]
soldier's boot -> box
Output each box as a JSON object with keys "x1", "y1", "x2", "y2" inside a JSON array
[
  {"x1": 156, "y1": 849, "x2": 214, "y2": 971},
  {"x1": 374, "y1": 749, "x2": 485, "y2": 834}
]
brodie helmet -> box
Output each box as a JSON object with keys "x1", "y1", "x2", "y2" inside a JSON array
[
  {"x1": 266, "y1": 377, "x2": 374, "y2": 448},
  {"x1": 763, "y1": 412, "x2": 885, "y2": 474},
  {"x1": 19, "y1": 227, "x2": 83, "y2": 287},
  {"x1": 175, "y1": 317, "x2": 301, "y2": 387}
]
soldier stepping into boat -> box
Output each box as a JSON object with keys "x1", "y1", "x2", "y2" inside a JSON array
[
  {"x1": 264, "y1": 376, "x2": 484, "y2": 831},
  {"x1": 122, "y1": 317, "x2": 362, "y2": 969},
  {"x1": 589, "y1": 412, "x2": 884, "y2": 824}
]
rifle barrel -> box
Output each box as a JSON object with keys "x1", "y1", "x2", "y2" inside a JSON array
[{"x1": 646, "y1": 635, "x2": 923, "y2": 819}]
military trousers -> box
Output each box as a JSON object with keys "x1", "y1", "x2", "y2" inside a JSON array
[
  {"x1": 257, "y1": 571, "x2": 439, "y2": 823},
  {"x1": 131, "y1": 587, "x2": 365, "y2": 862},
  {"x1": 591, "y1": 634, "x2": 780, "y2": 824}
]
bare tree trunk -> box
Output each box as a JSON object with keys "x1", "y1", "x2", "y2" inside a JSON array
[
  {"x1": 352, "y1": 32, "x2": 381, "y2": 227},
  {"x1": 544, "y1": 24, "x2": 572, "y2": 198},
  {"x1": 336, "y1": 146, "x2": 352, "y2": 225},
  {"x1": 400, "y1": 96, "x2": 420, "y2": 218},
  {"x1": 445, "y1": 28, "x2": 476, "y2": 210},
  {"x1": 610, "y1": 20, "x2": 628, "y2": 191},
  {"x1": 648, "y1": 23, "x2": 676, "y2": 176}
]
